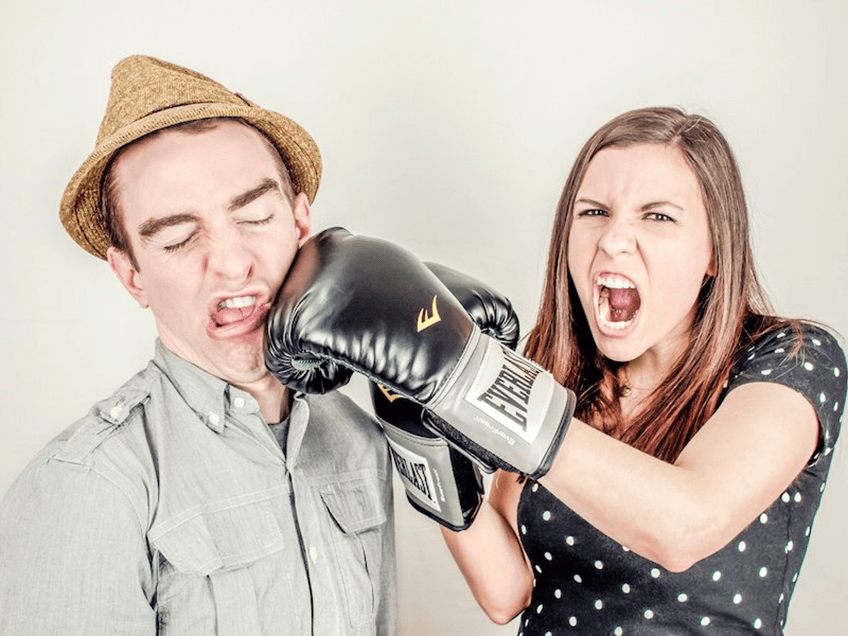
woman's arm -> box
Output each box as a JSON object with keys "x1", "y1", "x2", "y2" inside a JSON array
[
  {"x1": 541, "y1": 381, "x2": 818, "y2": 571},
  {"x1": 440, "y1": 470, "x2": 534, "y2": 624}
]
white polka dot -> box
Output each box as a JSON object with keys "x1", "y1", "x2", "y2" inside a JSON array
[
  {"x1": 835, "y1": 401, "x2": 840, "y2": 412},
  {"x1": 566, "y1": 535, "x2": 575, "y2": 546},
  {"x1": 536, "y1": 604, "x2": 543, "y2": 614},
  {"x1": 754, "y1": 618, "x2": 763, "y2": 629},
  {"x1": 535, "y1": 565, "x2": 542, "y2": 573},
  {"x1": 532, "y1": 483, "x2": 540, "y2": 492},
  {"x1": 554, "y1": 589, "x2": 562, "y2": 599},
  {"x1": 794, "y1": 492, "x2": 802, "y2": 503},
  {"x1": 805, "y1": 526, "x2": 811, "y2": 537},
  {"x1": 712, "y1": 570, "x2": 722, "y2": 581},
  {"x1": 594, "y1": 599, "x2": 603, "y2": 610},
  {"x1": 804, "y1": 362, "x2": 814, "y2": 371},
  {"x1": 785, "y1": 541, "x2": 794, "y2": 553},
  {"x1": 622, "y1": 583, "x2": 631, "y2": 594},
  {"x1": 792, "y1": 572, "x2": 798, "y2": 583},
  {"x1": 738, "y1": 541, "x2": 747, "y2": 552},
  {"x1": 777, "y1": 331, "x2": 786, "y2": 338},
  {"x1": 544, "y1": 632, "x2": 551, "y2": 636},
  {"x1": 621, "y1": 545, "x2": 630, "y2": 552},
  {"x1": 574, "y1": 574, "x2": 583, "y2": 583},
  {"x1": 542, "y1": 511, "x2": 551, "y2": 521},
  {"x1": 521, "y1": 525, "x2": 527, "y2": 535},
  {"x1": 759, "y1": 567, "x2": 768, "y2": 578},
  {"x1": 774, "y1": 347, "x2": 785, "y2": 354},
  {"x1": 820, "y1": 392, "x2": 827, "y2": 403},
  {"x1": 644, "y1": 609, "x2": 654, "y2": 619},
  {"x1": 544, "y1": 552, "x2": 552, "y2": 561},
  {"x1": 812, "y1": 338, "x2": 821, "y2": 346},
  {"x1": 779, "y1": 592, "x2": 785, "y2": 603},
  {"x1": 781, "y1": 492, "x2": 790, "y2": 503},
  {"x1": 835, "y1": 367, "x2": 841, "y2": 377},
  {"x1": 760, "y1": 369, "x2": 773, "y2": 376},
  {"x1": 733, "y1": 593, "x2": 743, "y2": 604},
  {"x1": 678, "y1": 593, "x2": 688, "y2": 602},
  {"x1": 760, "y1": 513, "x2": 768, "y2": 523},
  {"x1": 650, "y1": 568, "x2": 661, "y2": 578},
  {"x1": 569, "y1": 616, "x2": 577, "y2": 627},
  {"x1": 701, "y1": 616, "x2": 711, "y2": 626},
  {"x1": 595, "y1": 560, "x2": 604, "y2": 570},
  {"x1": 233, "y1": 397, "x2": 245, "y2": 408},
  {"x1": 614, "y1": 628, "x2": 623, "y2": 636}
]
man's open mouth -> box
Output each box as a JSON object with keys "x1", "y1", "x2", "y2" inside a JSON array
[
  {"x1": 212, "y1": 295, "x2": 260, "y2": 328},
  {"x1": 596, "y1": 275, "x2": 641, "y2": 331}
]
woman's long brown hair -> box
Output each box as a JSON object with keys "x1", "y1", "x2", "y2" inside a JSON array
[{"x1": 524, "y1": 107, "x2": 781, "y2": 463}]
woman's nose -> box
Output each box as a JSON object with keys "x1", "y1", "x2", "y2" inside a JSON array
[{"x1": 597, "y1": 218, "x2": 636, "y2": 257}]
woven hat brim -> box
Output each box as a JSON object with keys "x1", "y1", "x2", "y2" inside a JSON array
[{"x1": 60, "y1": 103, "x2": 322, "y2": 259}]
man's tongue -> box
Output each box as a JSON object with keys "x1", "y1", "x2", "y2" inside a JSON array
[
  {"x1": 215, "y1": 306, "x2": 255, "y2": 327},
  {"x1": 608, "y1": 287, "x2": 641, "y2": 322}
]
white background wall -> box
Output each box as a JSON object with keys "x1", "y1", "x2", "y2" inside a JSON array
[{"x1": 1, "y1": 2, "x2": 846, "y2": 634}]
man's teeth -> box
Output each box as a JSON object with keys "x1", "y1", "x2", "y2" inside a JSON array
[
  {"x1": 596, "y1": 275, "x2": 635, "y2": 289},
  {"x1": 218, "y1": 295, "x2": 257, "y2": 310}
]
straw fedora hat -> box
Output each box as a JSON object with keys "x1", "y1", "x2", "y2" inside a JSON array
[{"x1": 60, "y1": 55, "x2": 322, "y2": 259}]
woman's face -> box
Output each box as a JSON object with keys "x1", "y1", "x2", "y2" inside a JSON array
[{"x1": 567, "y1": 143, "x2": 713, "y2": 370}]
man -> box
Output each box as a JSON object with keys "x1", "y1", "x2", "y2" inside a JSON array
[{"x1": 0, "y1": 55, "x2": 396, "y2": 635}]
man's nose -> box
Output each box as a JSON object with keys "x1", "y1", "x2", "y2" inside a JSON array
[{"x1": 206, "y1": 227, "x2": 253, "y2": 282}]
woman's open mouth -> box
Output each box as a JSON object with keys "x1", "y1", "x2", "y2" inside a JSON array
[{"x1": 596, "y1": 274, "x2": 641, "y2": 334}]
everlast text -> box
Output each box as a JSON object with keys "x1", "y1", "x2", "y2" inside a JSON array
[{"x1": 477, "y1": 347, "x2": 540, "y2": 429}]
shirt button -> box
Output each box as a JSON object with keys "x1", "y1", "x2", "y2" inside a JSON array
[
  {"x1": 209, "y1": 412, "x2": 220, "y2": 425},
  {"x1": 309, "y1": 546, "x2": 318, "y2": 563},
  {"x1": 233, "y1": 397, "x2": 245, "y2": 408}
]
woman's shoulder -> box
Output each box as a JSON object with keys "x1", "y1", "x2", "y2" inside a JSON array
[
  {"x1": 730, "y1": 318, "x2": 845, "y2": 446},
  {"x1": 735, "y1": 318, "x2": 845, "y2": 372}
]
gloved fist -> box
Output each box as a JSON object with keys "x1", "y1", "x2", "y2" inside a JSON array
[{"x1": 265, "y1": 228, "x2": 575, "y2": 479}]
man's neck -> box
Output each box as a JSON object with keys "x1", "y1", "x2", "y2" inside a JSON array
[{"x1": 235, "y1": 375, "x2": 291, "y2": 424}]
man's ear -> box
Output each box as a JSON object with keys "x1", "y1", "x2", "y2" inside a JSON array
[
  {"x1": 292, "y1": 192, "x2": 312, "y2": 248},
  {"x1": 107, "y1": 246, "x2": 149, "y2": 309}
]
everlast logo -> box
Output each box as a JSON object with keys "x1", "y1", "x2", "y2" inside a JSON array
[
  {"x1": 477, "y1": 348, "x2": 540, "y2": 430},
  {"x1": 389, "y1": 448, "x2": 434, "y2": 504}
]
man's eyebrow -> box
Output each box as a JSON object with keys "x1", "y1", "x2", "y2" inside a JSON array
[
  {"x1": 138, "y1": 213, "x2": 200, "y2": 240},
  {"x1": 228, "y1": 178, "x2": 280, "y2": 211}
]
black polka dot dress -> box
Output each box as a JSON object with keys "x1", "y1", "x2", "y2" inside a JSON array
[{"x1": 517, "y1": 324, "x2": 846, "y2": 635}]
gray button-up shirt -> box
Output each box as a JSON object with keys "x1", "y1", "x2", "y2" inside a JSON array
[{"x1": 0, "y1": 341, "x2": 396, "y2": 635}]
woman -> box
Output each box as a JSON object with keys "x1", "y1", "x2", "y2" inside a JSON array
[{"x1": 441, "y1": 107, "x2": 845, "y2": 635}]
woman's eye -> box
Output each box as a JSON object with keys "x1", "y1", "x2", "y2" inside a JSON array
[
  {"x1": 578, "y1": 208, "x2": 607, "y2": 217},
  {"x1": 645, "y1": 212, "x2": 675, "y2": 222}
]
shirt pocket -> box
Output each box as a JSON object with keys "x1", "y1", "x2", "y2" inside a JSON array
[
  {"x1": 150, "y1": 492, "x2": 292, "y2": 636},
  {"x1": 320, "y1": 476, "x2": 388, "y2": 629}
]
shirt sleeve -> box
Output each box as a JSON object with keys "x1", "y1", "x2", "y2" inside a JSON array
[
  {"x1": 0, "y1": 457, "x2": 156, "y2": 636},
  {"x1": 727, "y1": 323, "x2": 846, "y2": 463}
]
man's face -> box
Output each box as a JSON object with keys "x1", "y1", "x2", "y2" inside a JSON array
[{"x1": 107, "y1": 120, "x2": 311, "y2": 386}]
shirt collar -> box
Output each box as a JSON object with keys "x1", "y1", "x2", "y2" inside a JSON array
[{"x1": 151, "y1": 339, "x2": 260, "y2": 434}]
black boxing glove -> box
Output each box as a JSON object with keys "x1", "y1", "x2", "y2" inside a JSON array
[
  {"x1": 265, "y1": 228, "x2": 576, "y2": 479},
  {"x1": 372, "y1": 263, "x2": 519, "y2": 531}
]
